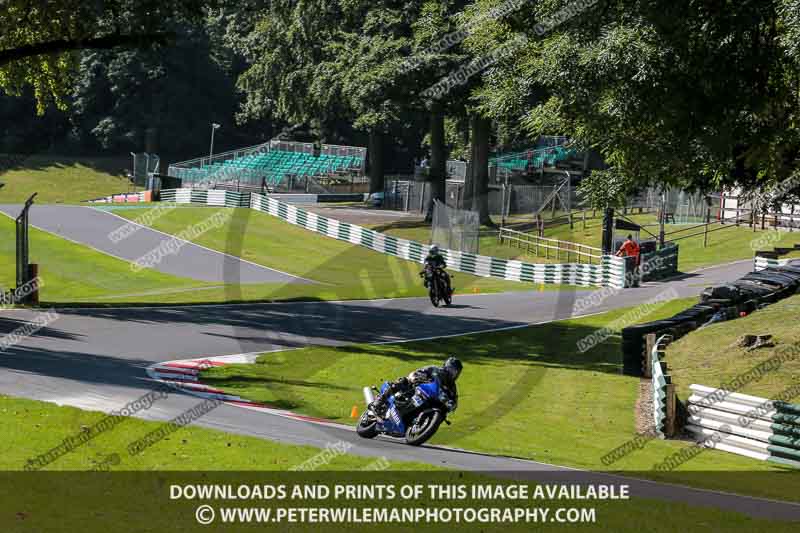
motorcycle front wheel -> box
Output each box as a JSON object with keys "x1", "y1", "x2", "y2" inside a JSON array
[
  {"x1": 404, "y1": 409, "x2": 444, "y2": 446},
  {"x1": 356, "y1": 411, "x2": 378, "y2": 439},
  {"x1": 429, "y1": 283, "x2": 440, "y2": 307}
]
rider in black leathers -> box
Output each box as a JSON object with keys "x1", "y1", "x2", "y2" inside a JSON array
[
  {"x1": 371, "y1": 357, "x2": 462, "y2": 418},
  {"x1": 422, "y1": 245, "x2": 452, "y2": 293}
]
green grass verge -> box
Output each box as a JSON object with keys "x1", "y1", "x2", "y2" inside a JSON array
[
  {"x1": 374, "y1": 213, "x2": 800, "y2": 272},
  {"x1": 0, "y1": 394, "x2": 433, "y2": 471},
  {"x1": 202, "y1": 298, "x2": 800, "y2": 502},
  {"x1": 0, "y1": 213, "x2": 223, "y2": 303},
  {"x1": 666, "y1": 293, "x2": 800, "y2": 401},
  {"x1": 0, "y1": 398, "x2": 795, "y2": 531},
  {"x1": 0, "y1": 155, "x2": 136, "y2": 204}
]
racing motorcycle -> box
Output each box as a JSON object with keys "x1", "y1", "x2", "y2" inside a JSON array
[
  {"x1": 356, "y1": 380, "x2": 455, "y2": 445},
  {"x1": 421, "y1": 264, "x2": 453, "y2": 307}
]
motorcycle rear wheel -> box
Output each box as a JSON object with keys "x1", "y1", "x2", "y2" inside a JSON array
[
  {"x1": 404, "y1": 409, "x2": 444, "y2": 446},
  {"x1": 356, "y1": 411, "x2": 378, "y2": 439}
]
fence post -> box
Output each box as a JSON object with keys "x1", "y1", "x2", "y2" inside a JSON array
[
  {"x1": 644, "y1": 333, "x2": 656, "y2": 378},
  {"x1": 665, "y1": 383, "x2": 677, "y2": 437}
]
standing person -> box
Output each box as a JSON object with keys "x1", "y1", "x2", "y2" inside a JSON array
[{"x1": 616, "y1": 234, "x2": 641, "y2": 287}]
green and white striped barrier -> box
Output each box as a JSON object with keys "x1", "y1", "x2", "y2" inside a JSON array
[
  {"x1": 160, "y1": 188, "x2": 250, "y2": 208},
  {"x1": 158, "y1": 188, "x2": 627, "y2": 288},
  {"x1": 686, "y1": 384, "x2": 800, "y2": 469}
]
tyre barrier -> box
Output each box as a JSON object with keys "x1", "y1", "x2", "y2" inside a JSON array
[
  {"x1": 622, "y1": 260, "x2": 800, "y2": 377},
  {"x1": 155, "y1": 188, "x2": 630, "y2": 288},
  {"x1": 686, "y1": 384, "x2": 800, "y2": 469}
]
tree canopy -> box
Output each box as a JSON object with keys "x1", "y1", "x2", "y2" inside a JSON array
[{"x1": 3, "y1": 0, "x2": 800, "y2": 206}]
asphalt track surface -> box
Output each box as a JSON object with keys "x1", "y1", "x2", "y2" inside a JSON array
[
  {"x1": 0, "y1": 204, "x2": 308, "y2": 284},
  {"x1": 4, "y1": 246, "x2": 800, "y2": 519}
]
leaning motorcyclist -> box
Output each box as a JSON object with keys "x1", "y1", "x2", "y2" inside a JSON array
[
  {"x1": 421, "y1": 245, "x2": 451, "y2": 292},
  {"x1": 371, "y1": 357, "x2": 462, "y2": 418}
]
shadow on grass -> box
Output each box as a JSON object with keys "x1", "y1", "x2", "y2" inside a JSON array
[{"x1": 196, "y1": 318, "x2": 628, "y2": 444}]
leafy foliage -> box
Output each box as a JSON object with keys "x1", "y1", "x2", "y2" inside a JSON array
[{"x1": 0, "y1": 0, "x2": 213, "y2": 113}]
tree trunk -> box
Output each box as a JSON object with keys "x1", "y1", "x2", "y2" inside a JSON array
[
  {"x1": 425, "y1": 104, "x2": 446, "y2": 223},
  {"x1": 471, "y1": 114, "x2": 493, "y2": 226},
  {"x1": 368, "y1": 130, "x2": 384, "y2": 194}
]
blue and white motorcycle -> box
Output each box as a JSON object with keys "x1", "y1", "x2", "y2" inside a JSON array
[{"x1": 357, "y1": 380, "x2": 455, "y2": 445}]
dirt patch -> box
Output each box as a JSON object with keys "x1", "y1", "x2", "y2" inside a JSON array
[{"x1": 635, "y1": 377, "x2": 658, "y2": 436}]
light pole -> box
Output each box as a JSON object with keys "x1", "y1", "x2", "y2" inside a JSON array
[
  {"x1": 130, "y1": 152, "x2": 137, "y2": 191},
  {"x1": 209, "y1": 123, "x2": 221, "y2": 164}
]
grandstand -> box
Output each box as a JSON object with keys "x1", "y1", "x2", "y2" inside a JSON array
[
  {"x1": 489, "y1": 144, "x2": 578, "y2": 174},
  {"x1": 168, "y1": 139, "x2": 366, "y2": 192},
  {"x1": 445, "y1": 138, "x2": 579, "y2": 182}
]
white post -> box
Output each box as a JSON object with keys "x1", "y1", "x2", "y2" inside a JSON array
[{"x1": 209, "y1": 123, "x2": 221, "y2": 163}]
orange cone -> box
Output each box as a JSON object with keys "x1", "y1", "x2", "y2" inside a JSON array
[
  {"x1": 473, "y1": 287, "x2": 480, "y2": 294},
  {"x1": 350, "y1": 405, "x2": 359, "y2": 418}
]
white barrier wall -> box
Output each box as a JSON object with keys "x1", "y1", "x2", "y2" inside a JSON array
[{"x1": 686, "y1": 384, "x2": 800, "y2": 469}]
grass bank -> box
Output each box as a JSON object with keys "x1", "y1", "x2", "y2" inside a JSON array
[
  {"x1": 0, "y1": 154, "x2": 135, "y2": 204},
  {"x1": 0, "y1": 394, "x2": 431, "y2": 471},
  {"x1": 666, "y1": 293, "x2": 800, "y2": 401}
]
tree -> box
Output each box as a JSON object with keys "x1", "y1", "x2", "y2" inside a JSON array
[
  {"x1": 0, "y1": 1, "x2": 217, "y2": 114},
  {"x1": 70, "y1": 23, "x2": 241, "y2": 156},
  {"x1": 469, "y1": 1, "x2": 800, "y2": 200}
]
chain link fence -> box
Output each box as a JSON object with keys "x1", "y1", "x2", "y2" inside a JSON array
[
  {"x1": 132, "y1": 153, "x2": 160, "y2": 188},
  {"x1": 431, "y1": 200, "x2": 480, "y2": 254}
]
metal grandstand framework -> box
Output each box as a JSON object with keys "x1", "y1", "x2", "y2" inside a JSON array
[{"x1": 167, "y1": 139, "x2": 367, "y2": 192}]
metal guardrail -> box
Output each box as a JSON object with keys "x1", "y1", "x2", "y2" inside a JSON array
[
  {"x1": 649, "y1": 334, "x2": 674, "y2": 438},
  {"x1": 170, "y1": 142, "x2": 270, "y2": 169},
  {"x1": 497, "y1": 227, "x2": 603, "y2": 264}
]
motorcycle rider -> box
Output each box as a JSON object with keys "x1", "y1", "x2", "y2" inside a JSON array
[
  {"x1": 371, "y1": 357, "x2": 462, "y2": 418},
  {"x1": 421, "y1": 245, "x2": 452, "y2": 293}
]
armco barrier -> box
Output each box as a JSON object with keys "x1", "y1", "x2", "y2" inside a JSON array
[
  {"x1": 686, "y1": 384, "x2": 800, "y2": 468},
  {"x1": 649, "y1": 334, "x2": 677, "y2": 437},
  {"x1": 156, "y1": 188, "x2": 627, "y2": 288}
]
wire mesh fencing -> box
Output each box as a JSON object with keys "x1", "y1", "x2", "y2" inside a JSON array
[{"x1": 431, "y1": 200, "x2": 480, "y2": 254}]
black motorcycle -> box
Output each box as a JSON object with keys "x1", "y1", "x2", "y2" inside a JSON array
[{"x1": 421, "y1": 265, "x2": 452, "y2": 307}]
